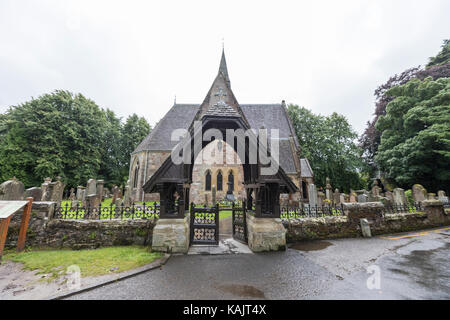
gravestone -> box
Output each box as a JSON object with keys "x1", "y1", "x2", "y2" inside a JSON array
[
  {"x1": 349, "y1": 192, "x2": 357, "y2": 203},
  {"x1": 111, "y1": 185, "x2": 119, "y2": 203},
  {"x1": 385, "y1": 191, "x2": 394, "y2": 203},
  {"x1": 339, "y1": 193, "x2": 346, "y2": 204},
  {"x1": 371, "y1": 180, "x2": 381, "y2": 198},
  {"x1": 317, "y1": 191, "x2": 325, "y2": 207},
  {"x1": 427, "y1": 193, "x2": 436, "y2": 200},
  {"x1": 50, "y1": 177, "x2": 65, "y2": 205},
  {"x1": 96, "y1": 180, "x2": 105, "y2": 202},
  {"x1": 393, "y1": 188, "x2": 406, "y2": 205},
  {"x1": 69, "y1": 188, "x2": 77, "y2": 209},
  {"x1": 357, "y1": 194, "x2": 368, "y2": 203},
  {"x1": 87, "y1": 179, "x2": 97, "y2": 196},
  {"x1": 204, "y1": 193, "x2": 209, "y2": 206},
  {"x1": 412, "y1": 184, "x2": 427, "y2": 203},
  {"x1": 0, "y1": 177, "x2": 25, "y2": 200},
  {"x1": 437, "y1": 191, "x2": 449, "y2": 204},
  {"x1": 24, "y1": 187, "x2": 42, "y2": 201},
  {"x1": 123, "y1": 180, "x2": 131, "y2": 207},
  {"x1": 333, "y1": 188, "x2": 340, "y2": 205},
  {"x1": 76, "y1": 186, "x2": 86, "y2": 201},
  {"x1": 308, "y1": 184, "x2": 318, "y2": 206},
  {"x1": 40, "y1": 177, "x2": 52, "y2": 201},
  {"x1": 325, "y1": 177, "x2": 332, "y2": 200},
  {"x1": 212, "y1": 185, "x2": 216, "y2": 205},
  {"x1": 87, "y1": 194, "x2": 100, "y2": 209}
]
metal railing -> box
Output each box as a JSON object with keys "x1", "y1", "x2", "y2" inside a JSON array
[
  {"x1": 54, "y1": 202, "x2": 160, "y2": 220},
  {"x1": 280, "y1": 204, "x2": 345, "y2": 219},
  {"x1": 382, "y1": 203, "x2": 423, "y2": 214}
]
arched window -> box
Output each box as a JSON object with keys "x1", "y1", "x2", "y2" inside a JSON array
[
  {"x1": 133, "y1": 161, "x2": 140, "y2": 188},
  {"x1": 217, "y1": 171, "x2": 223, "y2": 191},
  {"x1": 205, "y1": 171, "x2": 212, "y2": 191},
  {"x1": 228, "y1": 171, "x2": 234, "y2": 192}
]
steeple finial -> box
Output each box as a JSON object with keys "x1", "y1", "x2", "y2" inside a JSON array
[{"x1": 219, "y1": 46, "x2": 230, "y2": 88}]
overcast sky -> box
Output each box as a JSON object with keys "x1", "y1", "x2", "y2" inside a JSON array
[{"x1": 1, "y1": 0, "x2": 449, "y2": 134}]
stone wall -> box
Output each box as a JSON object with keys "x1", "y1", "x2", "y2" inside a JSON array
[
  {"x1": 283, "y1": 200, "x2": 450, "y2": 242},
  {"x1": 5, "y1": 202, "x2": 156, "y2": 249}
]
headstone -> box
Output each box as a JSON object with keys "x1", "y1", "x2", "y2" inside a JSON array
[
  {"x1": 325, "y1": 177, "x2": 332, "y2": 200},
  {"x1": 427, "y1": 193, "x2": 436, "y2": 200},
  {"x1": 87, "y1": 194, "x2": 100, "y2": 209},
  {"x1": 96, "y1": 180, "x2": 105, "y2": 202},
  {"x1": 339, "y1": 193, "x2": 346, "y2": 204},
  {"x1": 50, "y1": 176, "x2": 65, "y2": 205},
  {"x1": 385, "y1": 191, "x2": 394, "y2": 203},
  {"x1": 212, "y1": 185, "x2": 216, "y2": 205},
  {"x1": 40, "y1": 177, "x2": 52, "y2": 201},
  {"x1": 412, "y1": 184, "x2": 427, "y2": 203},
  {"x1": 357, "y1": 194, "x2": 368, "y2": 203},
  {"x1": 111, "y1": 185, "x2": 119, "y2": 203},
  {"x1": 0, "y1": 177, "x2": 25, "y2": 200},
  {"x1": 103, "y1": 187, "x2": 110, "y2": 199},
  {"x1": 393, "y1": 188, "x2": 406, "y2": 205},
  {"x1": 349, "y1": 192, "x2": 357, "y2": 203},
  {"x1": 371, "y1": 180, "x2": 381, "y2": 197},
  {"x1": 317, "y1": 191, "x2": 325, "y2": 207},
  {"x1": 76, "y1": 186, "x2": 86, "y2": 201},
  {"x1": 437, "y1": 191, "x2": 449, "y2": 204},
  {"x1": 308, "y1": 184, "x2": 318, "y2": 206},
  {"x1": 87, "y1": 179, "x2": 97, "y2": 196},
  {"x1": 204, "y1": 193, "x2": 209, "y2": 206},
  {"x1": 123, "y1": 180, "x2": 131, "y2": 207},
  {"x1": 333, "y1": 188, "x2": 340, "y2": 205},
  {"x1": 24, "y1": 187, "x2": 42, "y2": 201}
]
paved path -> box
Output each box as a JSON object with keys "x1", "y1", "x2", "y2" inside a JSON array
[{"x1": 67, "y1": 227, "x2": 450, "y2": 300}]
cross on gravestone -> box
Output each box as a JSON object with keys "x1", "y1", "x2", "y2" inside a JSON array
[{"x1": 214, "y1": 87, "x2": 227, "y2": 101}]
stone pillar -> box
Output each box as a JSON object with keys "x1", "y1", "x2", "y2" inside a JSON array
[
  {"x1": 325, "y1": 177, "x2": 332, "y2": 201},
  {"x1": 151, "y1": 215, "x2": 190, "y2": 253},
  {"x1": 246, "y1": 214, "x2": 286, "y2": 252}
]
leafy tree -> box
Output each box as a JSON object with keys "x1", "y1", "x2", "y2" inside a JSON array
[
  {"x1": 360, "y1": 40, "x2": 450, "y2": 172},
  {"x1": 287, "y1": 105, "x2": 365, "y2": 192},
  {"x1": 427, "y1": 39, "x2": 450, "y2": 67},
  {"x1": 0, "y1": 90, "x2": 151, "y2": 190},
  {"x1": 119, "y1": 114, "x2": 151, "y2": 185},
  {"x1": 375, "y1": 77, "x2": 450, "y2": 191}
]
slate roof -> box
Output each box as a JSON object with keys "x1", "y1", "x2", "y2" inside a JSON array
[
  {"x1": 300, "y1": 158, "x2": 314, "y2": 178},
  {"x1": 133, "y1": 104, "x2": 199, "y2": 152}
]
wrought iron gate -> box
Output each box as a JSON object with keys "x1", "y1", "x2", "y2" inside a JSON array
[
  {"x1": 190, "y1": 204, "x2": 219, "y2": 245},
  {"x1": 232, "y1": 202, "x2": 247, "y2": 243}
]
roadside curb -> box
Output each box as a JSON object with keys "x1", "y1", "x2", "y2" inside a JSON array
[{"x1": 47, "y1": 253, "x2": 171, "y2": 300}]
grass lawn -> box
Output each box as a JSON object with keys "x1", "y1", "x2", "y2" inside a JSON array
[
  {"x1": 219, "y1": 210, "x2": 232, "y2": 220},
  {"x1": 3, "y1": 246, "x2": 163, "y2": 279}
]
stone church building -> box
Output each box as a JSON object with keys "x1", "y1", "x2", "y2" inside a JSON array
[{"x1": 129, "y1": 50, "x2": 314, "y2": 204}]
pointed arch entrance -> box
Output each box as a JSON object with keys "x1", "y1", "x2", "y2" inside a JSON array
[{"x1": 143, "y1": 49, "x2": 298, "y2": 252}]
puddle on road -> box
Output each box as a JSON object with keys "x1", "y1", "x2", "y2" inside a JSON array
[
  {"x1": 217, "y1": 284, "x2": 266, "y2": 299},
  {"x1": 290, "y1": 241, "x2": 333, "y2": 252}
]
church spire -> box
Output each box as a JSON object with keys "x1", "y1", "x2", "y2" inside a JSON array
[{"x1": 219, "y1": 48, "x2": 230, "y2": 88}]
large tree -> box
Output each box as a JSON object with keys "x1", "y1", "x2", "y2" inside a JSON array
[
  {"x1": 375, "y1": 77, "x2": 450, "y2": 191},
  {"x1": 360, "y1": 39, "x2": 450, "y2": 172},
  {"x1": 0, "y1": 90, "x2": 151, "y2": 189},
  {"x1": 287, "y1": 105, "x2": 366, "y2": 192}
]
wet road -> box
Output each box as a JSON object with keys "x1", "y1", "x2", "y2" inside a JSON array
[{"x1": 67, "y1": 227, "x2": 450, "y2": 300}]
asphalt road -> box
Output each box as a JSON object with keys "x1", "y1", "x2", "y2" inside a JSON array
[{"x1": 67, "y1": 226, "x2": 450, "y2": 300}]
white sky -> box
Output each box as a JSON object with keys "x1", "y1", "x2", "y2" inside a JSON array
[{"x1": 1, "y1": 0, "x2": 449, "y2": 134}]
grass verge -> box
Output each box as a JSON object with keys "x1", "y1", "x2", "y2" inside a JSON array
[{"x1": 3, "y1": 246, "x2": 163, "y2": 279}]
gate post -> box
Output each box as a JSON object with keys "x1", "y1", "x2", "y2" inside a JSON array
[{"x1": 215, "y1": 203, "x2": 220, "y2": 245}]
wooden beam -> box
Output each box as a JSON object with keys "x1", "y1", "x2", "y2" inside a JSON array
[
  {"x1": 0, "y1": 216, "x2": 12, "y2": 260},
  {"x1": 16, "y1": 197, "x2": 33, "y2": 252}
]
